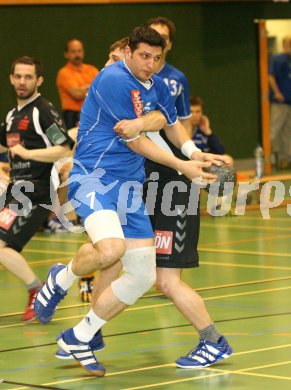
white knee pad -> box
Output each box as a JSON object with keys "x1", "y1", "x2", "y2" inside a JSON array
[
  {"x1": 84, "y1": 210, "x2": 124, "y2": 244},
  {"x1": 111, "y1": 246, "x2": 156, "y2": 305}
]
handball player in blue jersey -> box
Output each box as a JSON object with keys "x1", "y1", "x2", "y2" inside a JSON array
[
  {"x1": 94, "y1": 19, "x2": 233, "y2": 370},
  {"x1": 34, "y1": 26, "x2": 216, "y2": 376}
]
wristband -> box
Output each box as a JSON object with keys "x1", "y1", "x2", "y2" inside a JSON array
[
  {"x1": 122, "y1": 134, "x2": 141, "y2": 143},
  {"x1": 181, "y1": 140, "x2": 201, "y2": 159}
]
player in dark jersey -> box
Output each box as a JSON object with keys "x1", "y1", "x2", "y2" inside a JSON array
[
  {"x1": 0, "y1": 56, "x2": 74, "y2": 322},
  {"x1": 140, "y1": 17, "x2": 233, "y2": 369}
]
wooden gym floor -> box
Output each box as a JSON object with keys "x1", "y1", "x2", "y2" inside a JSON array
[{"x1": 1, "y1": 205, "x2": 291, "y2": 389}]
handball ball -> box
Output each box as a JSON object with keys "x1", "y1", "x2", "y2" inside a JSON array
[{"x1": 204, "y1": 164, "x2": 237, "y2": 196}]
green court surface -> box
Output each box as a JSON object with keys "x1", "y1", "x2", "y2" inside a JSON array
[{"x1": 1, "y1": 208, "x2": 291, "y2": 389}]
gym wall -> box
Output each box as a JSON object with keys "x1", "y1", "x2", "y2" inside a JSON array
[{"x1": 1, "y1": 2, "x2": 291, "y2": 158}]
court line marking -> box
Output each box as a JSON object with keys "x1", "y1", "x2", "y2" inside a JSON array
[
  {"x1": 201, "y1": 260, "x2": 291, "y2": 270},
  {"x1": 7, "y1": 345, "x2": 291, "y2": 390},
  {"x1": 2, "y1": 275, "x2": 290, "y2": 320},
  {"x1": 201, "y1": 222, "x2": 291, "y2": 232},
  {"x1": 200, "y1": 248, "x2": 291, "y2": 258},
  {"x1": 199, "y1": 233, "x2": 291, "y2": 248},
  {"x1": 2, "y1": 284, "x2": 291, "y2": 330},
  {"x1": 32, "y1": 236, "x2": 86, "y2": 244}
]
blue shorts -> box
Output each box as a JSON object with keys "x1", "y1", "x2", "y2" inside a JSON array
[{"x1": 68, "y1": 169, "x2": 154, "y2": 239}]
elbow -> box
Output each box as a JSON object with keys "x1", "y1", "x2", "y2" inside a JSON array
[{"x1": 160, "y1": 114, "x2": 167, "y2": 128}]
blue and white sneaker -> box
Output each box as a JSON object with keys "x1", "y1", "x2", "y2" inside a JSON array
[
  {"x1": 175, "y1": 336, "x2": 233, "y2": 368},
  {"x1": 34, "y1": 263, "x2": 67, "y2": 324},
  {"x1": 57, "y1": 328, "x2": 106, "y2": 377},
  {"x1": 55, "y1": 329, "x2": 105, "y2": 360}
]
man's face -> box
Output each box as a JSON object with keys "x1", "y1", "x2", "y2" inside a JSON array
[
  {"x1": 190, "y1": 104, "x2": 203, "y2": 126},
  {"x1": 9, "y1": 63, "x2": 43, "y2": 100},
  {"x1": 65, "y1": 40, "x2": 84, "y2": 66},
  {"x1": 105, "y1": 47, "x2": 125, "y2": 67},
  {"x1": 125, "y1": 43, "x2": 163, "y2": 82},
  {"x1": 149, "y1": 23, "x2": 172, "y2": 56}
]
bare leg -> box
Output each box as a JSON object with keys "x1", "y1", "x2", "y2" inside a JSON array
[
  {"x1": 92, "y1": 261, "x2": 122, "y2": 302},
  {"x1": 156, "y1": 267, "x2": 212, "y2": 330},
  {"x1": 90, "y1": 237, "x2": 153, "y2": 320},
  {"x1": 0, "y1": 241, "x2": 38, "y2": 285},
  {"x1": 72, "y1": 238, "x2": 125, "y2": 276}
]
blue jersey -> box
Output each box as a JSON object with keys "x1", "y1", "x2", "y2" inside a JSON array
[
  {"x1": 192, "y1": 126, "x2": 225, "y2": 155},
  {"x1": 71, "y1": 60, "x2": 177, "y2": 182},
  {"x1": 156, "y1": 63, "x2": 191, "y2": 119}
]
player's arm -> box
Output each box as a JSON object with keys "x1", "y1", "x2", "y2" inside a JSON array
[
  {"x1": 179, "y1": 117, "x2": 192, "y2": 137},
  {"x1": 268, "y1": 74, "x2": 284, "y2": 102},
  {"x1": 126, "y1": 134, "x2": 216, "y2": 182},
  {"x1": 9, "y1": 143, "x2": 71, "y2": 162},
  {"x1": 114, "y1": 110, "x2": 166, "y2": 139},
  {"x1": 164, "y1": 121, "x2": 231, "y2": 166},
  {"x1": 0, "y1": 145, "x2": 7, "y2": 153},
  {"x1": 66, "y1": 85, "x2": 90, "y2": 100},
  {"x1": 57, "y1": 69, "x2": 91, "y2": 101}
]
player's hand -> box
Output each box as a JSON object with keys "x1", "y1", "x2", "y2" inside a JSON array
[
  {"x1": 0, "y1": 172, "x2": 10, "y2": 195},
  {"x1": 274, "y1": 92, "x2": 285, "y2": 103},
  {"x1": 178, "y1": 160, "x2": 217, "y2": 183},
  {"x1": 199, "y1": 115, "x2": 212, "y2": 135},
  {"x1": 114, "y1": 118, "x2": 143, "y2": 140},
  {"x1": 190, "y1": 151, "x2": 231, "y2": 166},
  {"x1": 9, "y1": 144, "x2": 30, "y2": 160}
]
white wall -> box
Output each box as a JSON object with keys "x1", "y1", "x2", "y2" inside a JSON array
[{"x1": 266, "y1": 19, "x2": 291, "y2": 53}]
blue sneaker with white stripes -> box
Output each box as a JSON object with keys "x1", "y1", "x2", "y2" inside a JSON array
[
  {"x1": 175, "y1": 336, "x2": 233, "y2": 368},
  {"x1": 55, "y1": 329, "x2": 105, "y2": 360},
  {"x1": 57, "y1": 328, "x2": 106, "y2": 377},
  {"x1": 34, "y1": 263, "x2": 67, "y2": 324}
]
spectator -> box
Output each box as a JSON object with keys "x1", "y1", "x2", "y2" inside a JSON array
[
  {"x1": 56, "y1": 39, "x2": 99, "y2": 128},
  {"x1": 268, "y1": 35, "x2": 291, "y2": 169}
]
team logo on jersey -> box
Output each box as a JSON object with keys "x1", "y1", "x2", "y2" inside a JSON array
[
  {"x1": 0, "y1": 208, "x2": 17, "y2": 230},
  {"x1": 6, "y1": 133, "x2": 20, "y2": 147},
  {"x1": 131, "y1": 90, "x2": 143, "y2": 117},
  {"x1": 17, "y1": 115, "x2": 29, "y2": 131},
  {"x1": 155, "y1": 230, "x2": 173, "y2": 254}
]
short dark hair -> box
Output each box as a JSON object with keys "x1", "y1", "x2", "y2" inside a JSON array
[
  {"x1": 11, "y1": 56, "x2": 43, "y2": 78},
  {"x1": 146, "y1": 17, "x2": 176, "y2": 42},
  {"x1": 128, "y1": 26, "x2": 166, "y2": 52},
  {"x1": 190, "y1": 96, "x2": 204, "y2": 107},
  {"x1": 110, "y1": 37, "x2": 129, "y2": 54}
]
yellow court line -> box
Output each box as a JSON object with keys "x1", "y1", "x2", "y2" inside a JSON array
[
  {"x1": 200, "y1": 248, "x2": 291, "y2": 258},
  {"x1": 2, "y1": 275, "x2": 290, "y2": 321},
  {"x1": 32, "y1": 236, "x2": 86, "y2": 244},
  {"x1": 22, "y1": 249, "x2": 76, "y2": 255},
  {"x1": 239, "y1": 359, "x2": 291, "y2": 372},
  {"x1": 199, "y1": 232, "x2": 291, "y2": 248},
  {"x1": 201, "y1": 222, "x2": 291, "y2": 232},
  {"x1": 2, "y1": 284, "x2": 291, "y2": 329},
  {"x1": 202, "y1": 285, "x2": 291, "y2": 301},
  {"x1": 7, "y1": 344, "x2": 291, "y2": 389},
  {"x1": 201, "y1": 221, "x2": 290, "y2": 232},
  {"x1": 201, "y1": 259, "x2": 291, "y2": 270}
]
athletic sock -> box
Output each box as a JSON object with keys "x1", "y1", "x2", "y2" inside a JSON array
[
  {"x1": 55, "y1": 260, "x2": 78, "y2": 290},
  {"x1": 73, "y1": 309, "x2": 107, "y2": 342},
  {"x1": 199, "y1": 323, "x2": 221, "y2": 343},
  {"x1": 27, "y1": 278, "x2": 43, "y2": 290}
]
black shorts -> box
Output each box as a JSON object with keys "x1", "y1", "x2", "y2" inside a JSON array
[
  {"x1": 0, "y1": 187, "x2": 49, "y2": 252},
  {"x1": 144, "y1": 175, "x2": 200, "y2": 268}
]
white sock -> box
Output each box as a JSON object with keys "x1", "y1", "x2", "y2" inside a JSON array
[
  {"x1": 55, "y1": 260, "x2": 77, "y2": 290},
  {"x1": 73, "y1": 309, "x2": 107, "y2": 342}
]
